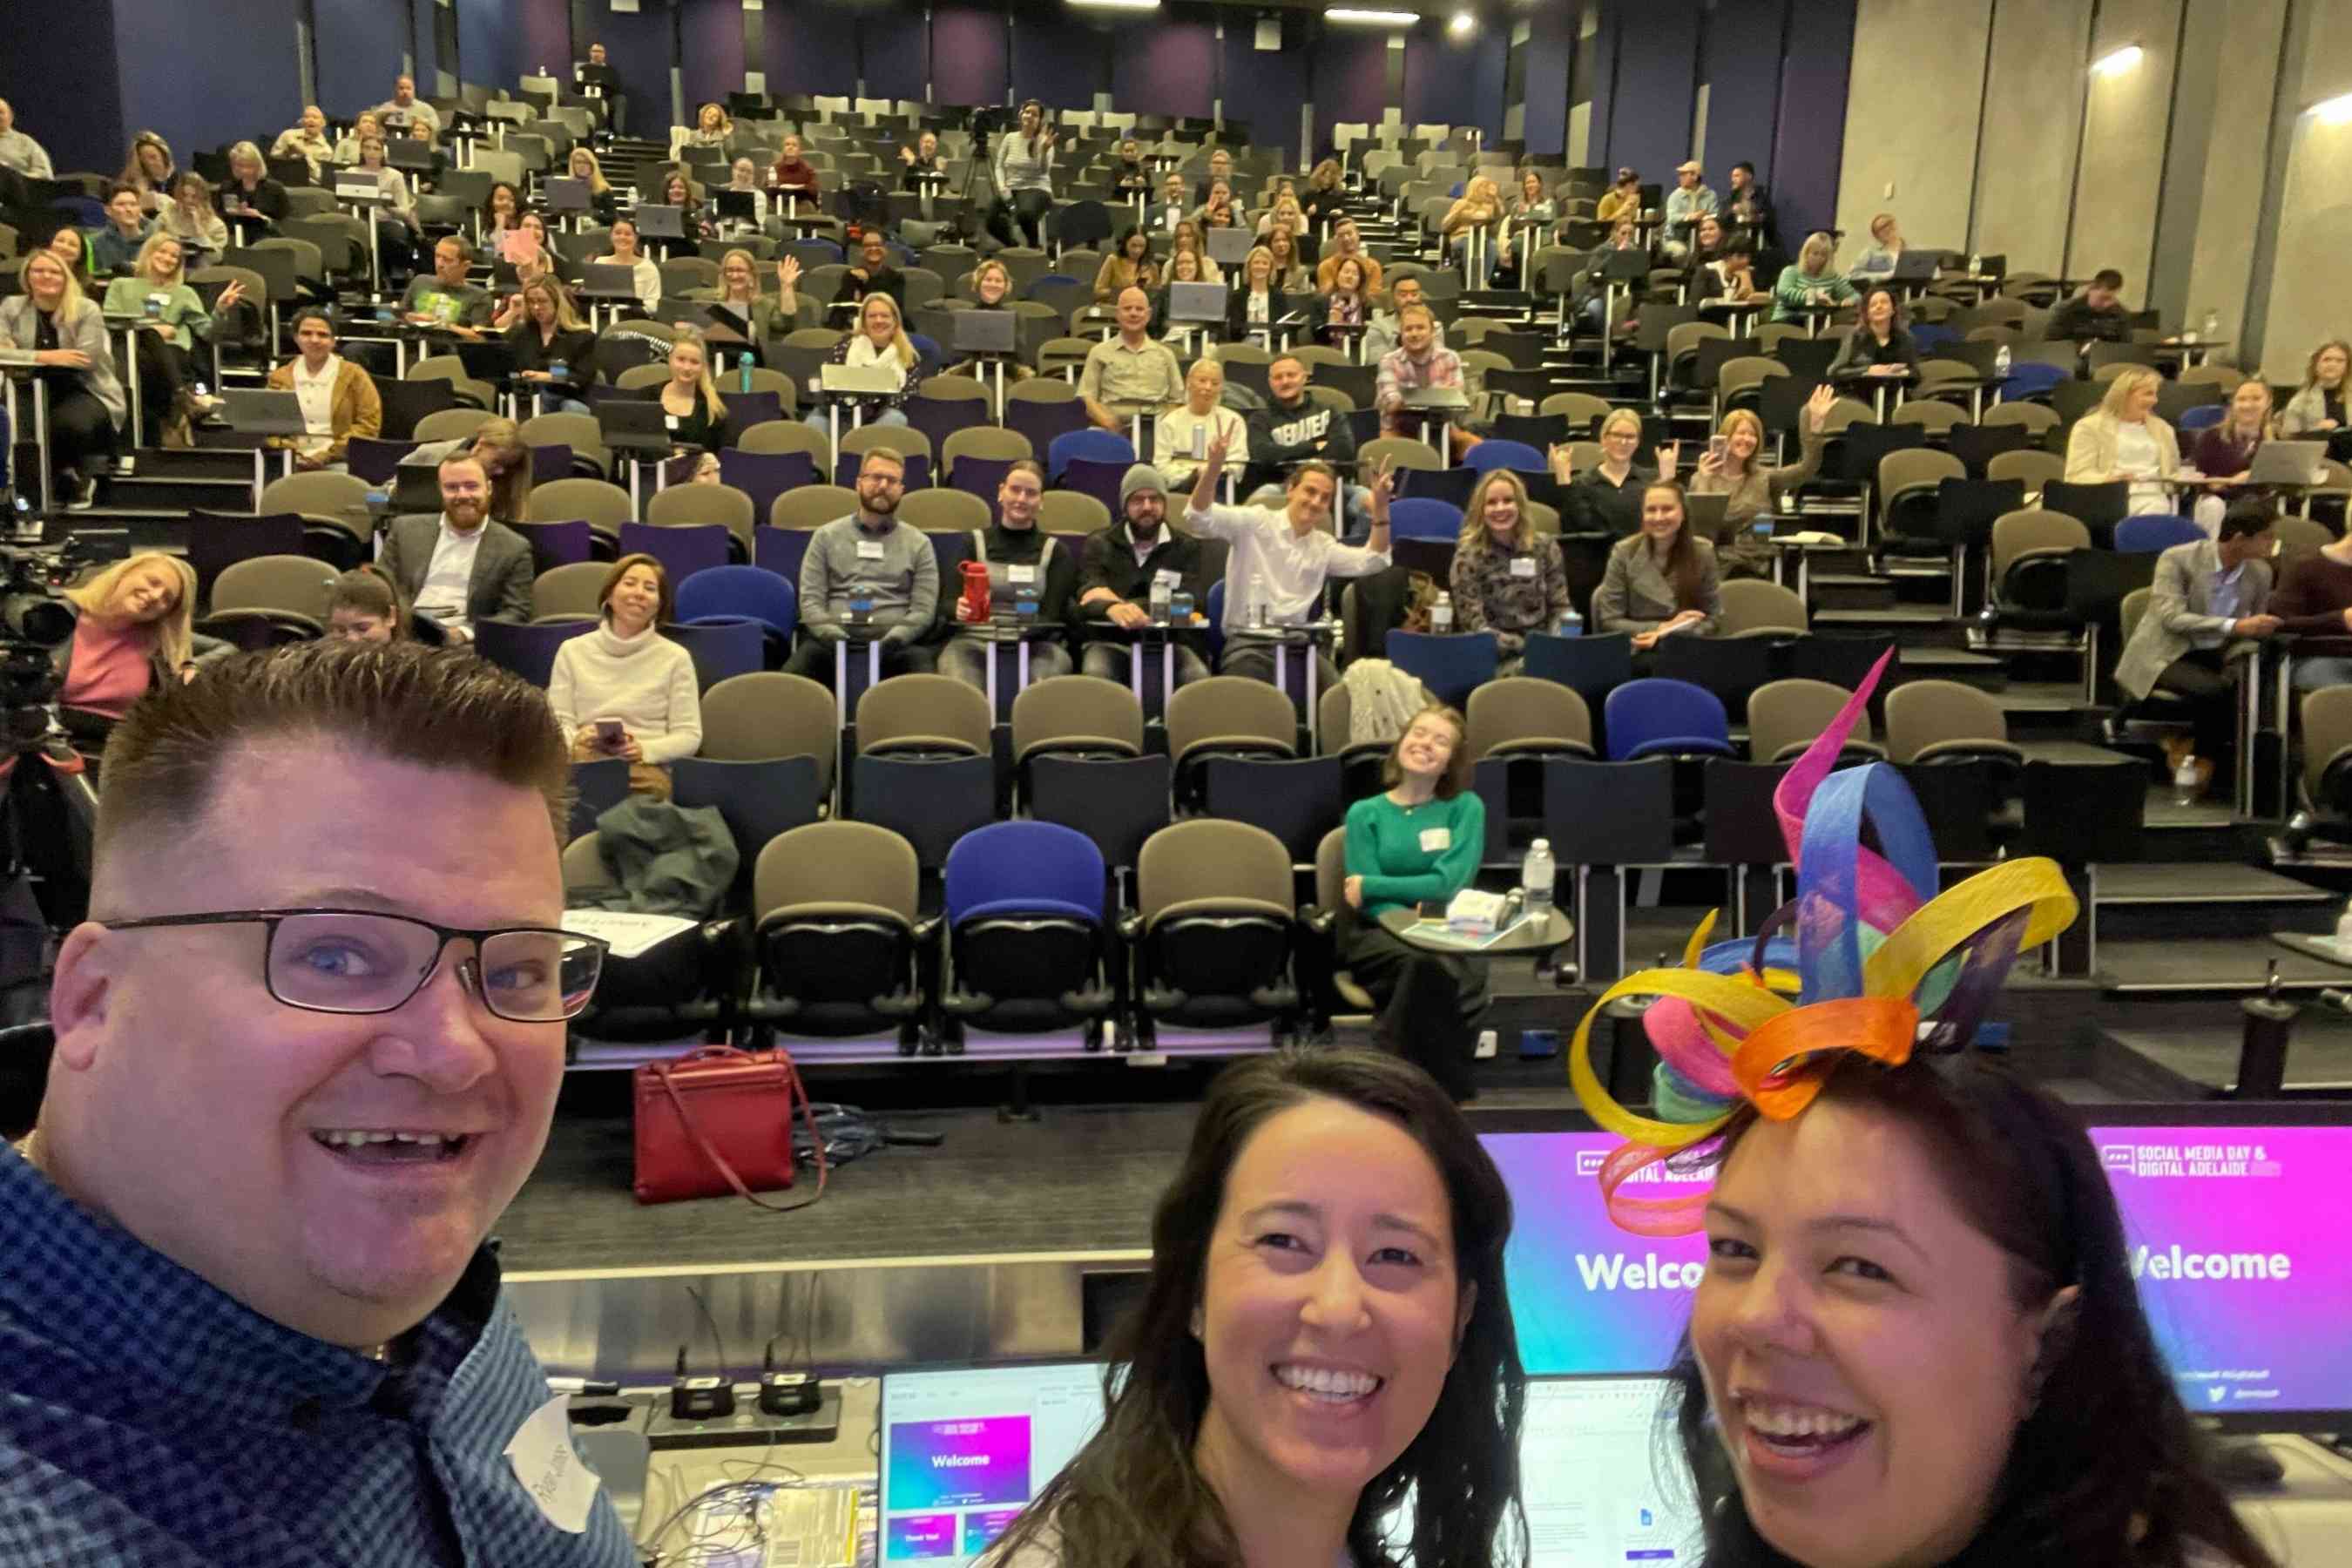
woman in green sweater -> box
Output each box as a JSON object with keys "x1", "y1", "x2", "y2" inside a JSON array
[
  {"x1": 1341, "y1": 705, "x2": 1489, "y2": 1100},
  {"x1": 103, "y1": 232, "x2": 238, "y2": 446}
]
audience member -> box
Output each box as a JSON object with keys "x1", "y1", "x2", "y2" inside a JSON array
[
  {"x1": 1315, "y1": 220, "x2": 1384, "y2": 296},
  {"x1": 1245, "y1": 353, "x2": 1355, "y2": 494},
  {"x1": 835, "y1": 231, "x2": 905, "y2": 313},
  {"x1": 564, "y1": 145, "x2": 619, "y2": 224},
  {"x1": 1224, "y1": 247, "x2": 1289, "y2": 343},
  {"x1": 1724, "y1": 160, "x2": 1774, "y2": 247},
  {"x1": 156, "y1": 172, "x2": 226, "y2": 259},
  {"x1": 591, "y1": 217, "x2": 661, "y2": 311},
  {"x1": 1700, "y1": 233, "x2": 1767, "y2": 305},
  {"x1": 1075, "y1": 463, "x2": 1215, "y2": 688},
  {"x1": 334, "y1": 112, "x2": 385, "y2": 167},
  {"x1": 1264, "y1": 226, "x2": 1310, "y2": 293},
  {"x1": 1849, "y1": 211, "x2": 1905, "y2": 280},
  {"x1": 638, "y1": 329, "x2": 731, "y2": 455},
  {"x1": 702, "y1": 249, "x2": 789, "y2": 347},
  {"x1": 0, "y1": 98, "x2": 55, "y2": 179},
  {"x1": 898, "y1": 130, "x2": 944, "y2": 190},
  {"x1": 1441, "y1": 176, "x2": 1507, "y2": 285},
  {"x1": 1254, "y1": 192, "x2": 1307, "y2": 245},
  {"x1": 2281, "y1": 339, "x2": 2348, "y2": 437},
  {"x1": 1510, "y1": 169, "x2": 1558, "y2": 233},
  {"x1": 1573, "y1": 216, "x2": 1652, "y2": 330},
  {"x1": 461, "y1": 416, "x2": 536, "y2": 523},
  {"x1": 1686, "y1": 388, "x2": 1835, "y2": 574},
  {"x1": 1095, "y1": 226, "x2": 1155, "y2": 303},
  {"x1": 490, "y1": 245, "x2": 557, "y2": 328},
  {"x1": 1554, "y1": 409, "x2": 1656, "y2": 535},
  {"x1": 116, "y1": 132, "x2": 177, "y2": 215},
  {"x1": 1108, "y1": 137, "x2": 1150, "y2": 198},
  {"x1": 1592, "y1": 479, "x2": 1722, "y2": 651},
  {"x1": 402, "y1": 235, "x2": 494, "y2": 333},
  {"x1": 1148, "y1": 172, "x2": 1189, "y2": 233},
  {"x1": 0, "y1": 249, "x2": 125, "y2": 510},
  {"x1": 267, "y1": 310, "x2": 382, "y2": 470},
  {"x1": 2112, "y1": 503, "x2": 2278, "y2": 795},
  {"x1": 549, "y1": 553, "x2": 702, "y2": 798},
  {"x1": 980, "y1": 1048, "x2": 1524, "y2": 1568},
  {"x1": 1449, "y1": 470, "x2": 1569, "y2": 674},
  {"x1": 713, "y1": 156, "x2": 769, "y2": 227},
  {"x1": 678, "y1": 101, "x2": 732, "y2": 154},
  {"x1": 803, "y1": 293, "x2": 916, "y2": 434},
  {"x1": 1079, "y1": 287, "x2": 1184, "y2": 432},
  {"x1": 1364, "y1": 274, "x2": 1444, "y2": 362},
  {"x1": 1828, "y1": 285, "x2": 1923, "y2": 378},
  {"x1": 787, "y1": 447, "x2": 939, "y2": 680},
  {"x1": 216, "y1": 141, "x2": 289, "y2": 225},
  {"x1": 1193, "y1": 180, "x2": 1241, "y2": 231},
  {"x1": 940, "y1": 460, "x2": 1076, "y2": 690},
  {"x1": 85, "y1": 185, "x2": 153, "y2": 277},
  {"x1": 992, "y1": 103, "x2": 1058, "y2": 248},
  {"x1": 2065, "y1": 368, "x2": 2180, "y2": 515},
  {"x1": 652, "y1": 172, "x2": 706, "y2": 253},
  {"x1": 269, "y1": 109, "x2": 334, "y2": 183},
  {"x1": 349, "y1": 134, "x2": 422, "y2": 274},
  {"x1": 1155, "y1": 358, "x2": 1248, "y2": 493},
  {"x1": 2273, "y1": 524, "x2": 2352, "y2": 689},
  {"x1": 1166, "y1": 221, "x2": 1221, "y2": 286},
  {"x1": 1662, "y1": 161, "x2": 1718, "y2": 259},
  {"x1": 2045, "y1": 268, "x2": 2132, "y2": 345},
  {"x1": 1339, "y1": 706, "x2": 1490, "y2": 1100},
  {"x1": 1301, "y1": 158, "x2": 1347, "y2": 232},
  {"x1": 56, "y1": 554, "x2": 205, "y2": 754},
  {"x1": 2189, "y1": 379, "x2": 2277, "y2": 502},
  {"x1": 1322, "y1": 256, "x2": 1372, "y2": 334},
  {"x1": 579, "y1": 42, "x2": 626, "y2": 132},
  {"x1": 44, "y1": 225, "x2": 94, "y2": 292},
  {"x1": 1595, "y1": 167, "x2": 1642, "y2": 224},
  {"x1": 7, "y1": 639, "x2": 634, "y2": 1563},
  {"x1": 379, "y1": 453, "x2": 535, "y2": 642},
  {"x1": 1772, "y1": 231, "x2": 1857, "y2": 324},
  {"x1": 1375, "y1": 304, "x2": 1481, "y2": 462},
  {"x1": 1186, "y1": 431, "x2": 1392, "y2": 694},
  {"x1": 104, "y1": 233, "x2": 235, "y2": 446},
  {"x1": 483, "y1": 181, "x2": 531, "y2": 260},
  {"x1": 325, "y1": 563, "x2": 409, "y2": 644},
  {"x1": 372, "y1": 74, "x2": 440, "y2": 136}
]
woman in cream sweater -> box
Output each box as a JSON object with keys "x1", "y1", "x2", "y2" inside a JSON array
[
  {"x1": 548, "y1": 554, "x2": 703, "y2": 798},
  {"x1": 2065, "y1": 367, "x2": 2181, "y2": 516}
]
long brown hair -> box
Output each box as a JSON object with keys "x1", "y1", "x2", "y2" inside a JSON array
[
  {"x1": 1381, "y1": 704, "x2": 1473, "y2": 798},
  {"x1": 1642, "y1": 480, "x2": 1705, "y2": 607}
]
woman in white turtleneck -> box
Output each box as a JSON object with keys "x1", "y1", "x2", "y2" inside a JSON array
[{"x1": 546, "y1": 552, "x2": 702, "y2": 798}]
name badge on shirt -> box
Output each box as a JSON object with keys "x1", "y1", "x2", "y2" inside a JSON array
[
  {"x1": 1419, "y1": 827, "x2": 1451, "y2": 853},
  {"x1": 1511, "y1": 557, "x2": 1537, "y2": 578},
  {"x1": 1008, "y1": 564, "x2": 1037, "y2": 585},
  {"x1": 664, "y1": 413, "x2": 679, "y2": 431},
  {"x1": 504, "y1": 1395, "x2": 602, "y2": 1533},
  {"x1": 856, "y1": 539, "x2": 886, "y2": 560}
]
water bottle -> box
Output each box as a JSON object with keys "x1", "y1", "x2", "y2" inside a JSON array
[
  {"x1": 1557, "y1": 606, "x2": 1583, "y2": 638},
  {"x1": 1148, "y1": 577, "x2": 1172, "y2": 619},
  {"x1": 2171, "y1": 757, "x2": 2200, "y2": 808},
  {"x1": 1171, "y1": 589, "x2": 1195, "y2": 624},
  {"x1": 1015, "y1": 585, "x2": 1038, "y2": 619},
  {"x1": 1968, "y1": 253, "x2": 1981, "y2": 276},
  {"x1": 738, "y1": 356, "x2": 753, "y2": 392},
  {"x1": 1431, "y1": 592, "x2": 1453, "y2": 633},
  {"x1": 1993, "y1": 343, "x2": 2011, "y2": 381},
  {"x1": 2202, "y1": 308, "x2": 2220, "y2": 341},
  {"x1": 1522, "y1": 839, "x2": 1556, "y2": 915}
]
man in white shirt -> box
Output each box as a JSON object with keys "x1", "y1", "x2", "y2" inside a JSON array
[
  {"x1": 373, "y1": 77, "x2": 441, "y2": 138},
  {"x1": 379, "y1": 455, "x2": 535, "y2": 641},
  {"x1": 0, "y1": 99, "x2": 55, "y2": 180},
  {"x1": 1186, "y1": 429, "x2": 1393, "y2": 694}
]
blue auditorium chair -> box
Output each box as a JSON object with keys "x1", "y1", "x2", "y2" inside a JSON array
[{"x1": 938, "y1": 821, "x2": 1117, "y2": 1044}]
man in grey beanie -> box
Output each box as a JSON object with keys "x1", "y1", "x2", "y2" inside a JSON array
[{"x1": 1074, "y1": 463, "x2": 1214, "y2": 689}]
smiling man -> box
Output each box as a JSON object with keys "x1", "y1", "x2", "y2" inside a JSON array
[{"x1": 0, "y1": 641, "x2": 632, "y2": 1564}]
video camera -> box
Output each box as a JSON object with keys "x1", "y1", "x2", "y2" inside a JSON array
[{"x1": 0, "y1": 536, "x2": 118, "y2": 752}]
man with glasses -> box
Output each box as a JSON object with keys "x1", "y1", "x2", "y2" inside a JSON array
[
  {"x1": 786, "y1": 446, "x2": 940, "y2": 681},
  {"x1": 2, "y1": 641, "x2": 633, "y2": 1564}
]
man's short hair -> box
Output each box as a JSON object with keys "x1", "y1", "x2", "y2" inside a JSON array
[
  {"x1": 438, "y1": 450, "x2": 487, "y2": 477},
  {"x1": 1269, "y1": 353, "x2": 1306, "y2": 376},
  {"x1": 437, "y1": 235, "x2": 473, "y2": 264},
  {"x1": 290, "y1": 308, "x2": 335, "y2": 337},
  {"x1": 105, "y1": 183, "x2": 140, "y2": 205},
  {"x1": 859, "y1": 445, "x2": 905, "y2": 473},
  {"x1": 96, "y1": 644, "x2": 571, "y2": 868},
  {"x1": 2092, "y1": 268, "x2": 2125, "y2": 291},
  {"x1": 1732, "y1": 161, "x2": 1755, "y2": 177},
  {"x1": 1287, "y1": 460, "x2": 1337, "y2": 491},
  {"x1": 2217, "y1": 502, "x2": 2275, "y2": 544},
  {"x1": 1398, "y1": 303, "x2": 1435, "y2": 327}
]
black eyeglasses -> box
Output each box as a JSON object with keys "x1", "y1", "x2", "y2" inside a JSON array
[{"x1": 96, "y1": 908, "x2": 607, "y2": 1024}]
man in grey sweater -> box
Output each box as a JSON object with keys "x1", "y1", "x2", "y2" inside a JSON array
[{"x1": 785, "y1": 446, "x2": 941, "y2": 682}]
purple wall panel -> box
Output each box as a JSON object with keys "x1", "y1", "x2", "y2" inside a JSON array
[
  {"x1": 1769, "y1": 0, "x2": 1854, "y2": 246},
  {"x1": 1010, "y1": 15, "x2": 1106, "y2": 112},
  {"x1": 1700, "y1": 0, "x2": 1787, "y2": 186},
  {"x1": 1, "y1": 10, "x2": 123, "y2": 177},
  {"x1": 861, "y1": 16, "x2": 928, "y2": 105},
  {"x1": 930, "y1": 6, "x2": 1008, "y2": 110},
  {"x1": 585, "y1": 3, "x2": 675, "y2": 128},
  {"x1": 1223, "y1": 25, "x2": 1308, "y2": 153},
  {"x1": 768, "y1": 3, "x2": 857, "y2": 98},
  {"x1": 116, "y1": 0, "x2": 300, "y2": 172},
  {"x1": 678, "y1": 0, "x2": 745, "y2": 112},
  {"x1": 1405, "y1": 34, "x2": 1504, "y2": 144},
  {"x1": 517, "y1": 0, "x2": 573, "y2": 84},
  {"x1": 1311, "y1": 31, "x2": 1390, "y2": 141},
  {"x1": 315, "y1": 0, "x2": 413, "y2": 120},
  {"x1": 1600, "y1": 0, "x2": 1701, "y2": 179},
  {"x1": 1520, "y1": 6, "x2": 1573, "y2": 157},
  {"x1": 1112, "y1": 20, "x2": 1215, "y2": 122}
]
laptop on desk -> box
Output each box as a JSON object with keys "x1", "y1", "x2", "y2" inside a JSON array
[
  {"x1": 1886, "y1": 250, "x2": 1940, "y2": 283},
  {"x1": 632, "y1": 203, "x2": 686, "y2": 239},
  {"x1": 1598, "y1": 247, "x2": 1652, "y2": 282},
  {"x1": 595, "y1": 399, "x2": 676, "y2": 455},
  {"x1": 1401, "y1": 385, "x2": 1471, "y2": 414},
  {"x1": 821, "y1": 362, "x2": 906, "y2": 397},
  {"x1": 577, "y1": 263, "x2": 641, "y2": 301},
  {"x1": 386, "y1": 139, "x2": 435, "y2": 174},
  {"x1": 1205, "y1": 226, "x2": 1254, "y2": 268},
  {"x1": 220, "y1": 389, "x2": 310, "y2": 436},
  {"x1": 334, "y1": 171, "x2": 386, "y2": 205},
  {"x1": 710, "y1": 189, "x2": 760, "y2": 224},
  {"x1": 1167, "y1": 281, "x2": 1227, "y2": 325},
  {"x1": 543, "y1": 176, "x2": 591, "y2": 215},
  {"x1": 951, "y1": 308, "x2": 1017, "y2": 355},
  {"x1": 2251, "y1": 441, "x2": 2328, "y2": 488}
]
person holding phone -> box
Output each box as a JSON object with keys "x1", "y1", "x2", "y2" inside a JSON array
[
  {"x1": 1686, "y1": 386, "x2": 1835, "y2": 577},
  {"x1": 103, "y1": 233, "x2": 238, "y2": 446},
  {"x1": 547, "y1": 553, "x2": 701, "y2": 799}
]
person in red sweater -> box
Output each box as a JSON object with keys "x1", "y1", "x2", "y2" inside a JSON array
[{"x1": 2272, "y1": 526, "x2": 2352, "y2": 690}]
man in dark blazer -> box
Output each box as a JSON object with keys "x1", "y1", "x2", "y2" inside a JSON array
[{"x1": 379, "y1": 452, "x2": 535, "y2": 642}]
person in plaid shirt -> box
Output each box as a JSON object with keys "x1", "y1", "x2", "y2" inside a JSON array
[
  {"x1": 2, "y1": 642, "x2": 633, "y2": 1566},
  {"x1": 1375, "y1": 303, "x2": 1484, "y2": 463}
]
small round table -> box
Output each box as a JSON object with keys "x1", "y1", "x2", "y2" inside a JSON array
[{"x1": 1377, "y1": 904, "x2": 1573, "y2": 956}]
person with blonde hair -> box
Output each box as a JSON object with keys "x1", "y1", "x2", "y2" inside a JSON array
[
  {"x1": 505, "y1": 277, "x2": 594, "y2": 414},
  {"x1": 2065, "y1": 367, "x2": 2180, "y2": 516},
  {"x1": 1555, "y1": 407, "x2": 1662, "y2": 537},
  {"x1": 0, "y1": 249, "x2": 125, "y2": 510},
  {"x1": 116, "y1": 132, "x2": 177, "y2": 215},
  {"x1": 57, "y1": 554, "x2": 208, "y2": 754},
  {"x1": 803, "y1": 293, "x2": 916, "y2": 433},
  {"x1": 707, "y1": 247, "x2": 792, "y2": 343},
  {"x1": 644, "y1": 330, "x2": 731, "y2": 454},
  {"x1": 676, "y1": 101, "x2": 732, "y2": 155},
  {"x1": 1686, "y1": 386, "x2": 1835, "y2": 574},
  {"x1": 1441, "y1": 174, "x2": 1507, "y2": 287},
  {"x1": 2191, "y1": 379, "x2": 2278, "y2": 502},
  {"x1": 214, "y1": 141, "x2": 287, "y2": 225},
  {"x1": 564, "y1": 145, "x2": 618, "y2": 223},
  {"x1": 103, "y1": 233, "x2": 240, "y2": 445},
  {"x1": 1772, "y1": 231, "x2": 1855, "y2": 324},
  {"x1": 1450, "y1": 470, "x2": 1567, "y2": 674},
  {"x1": 2282, "y1": 339, "x2": 2349, "y2": 440},
  {"x1": 550, "y1": 553, "x2": 702, "y2": 798},
  {"x1": 1262, "y1": 224, "x2": 1310, "y2": 294},
  {"x1": 1301, "y1": 156, "x2": 1347, "y2": 232}
]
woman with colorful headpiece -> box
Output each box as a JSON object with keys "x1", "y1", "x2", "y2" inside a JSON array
[{"x1": 1567, "y1": 652, "x2": 2277, "y2": 1568}]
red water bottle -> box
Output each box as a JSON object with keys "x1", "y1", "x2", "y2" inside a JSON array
[{"x1": 959, "y1": 559, "x2": 993, "y2": 623}]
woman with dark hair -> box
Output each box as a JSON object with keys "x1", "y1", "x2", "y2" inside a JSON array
[
  {"x1": 982, "y1": 1044, "x2": 1528, "y2": 1568},
  {"x1": 1592, "y1": 478, "x2": 1720, "y2": 652},
  {"x1": 325, "y1": 563, "x2": 409, "y2": 644},
  {"x1": 548, "y1": 552, "x2": 701, "y2": 798},
  {"x1": 1339, "y1": 706, "x2": 1490, "y2": 1101},
  {"x1": 991, "y1": 101, "x2": 1058, "y2": 248},
  {"x1": 1826, "y1": 285, "x2": 1920, "y2": 379},
  {"x1": 483, "y1": 180, "x2": 531, "y2": 261}
]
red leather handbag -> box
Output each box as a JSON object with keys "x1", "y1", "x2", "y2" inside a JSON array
[{"x1": 632, "y1": 1046, "x2": 828, "y2": 1209}]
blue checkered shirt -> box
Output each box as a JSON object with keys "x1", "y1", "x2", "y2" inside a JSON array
[{"x1": 0, "y1": 1140, "x2": 637, "y2": 1565}]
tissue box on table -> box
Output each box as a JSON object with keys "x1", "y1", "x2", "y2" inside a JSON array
[{"x1": 1445, "y1": 889, "x2": 1508, "y2": 936}]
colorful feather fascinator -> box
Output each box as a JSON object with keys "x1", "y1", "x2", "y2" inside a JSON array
[{"x1": 1567, "y1": 651, "x2": 2079, "y2": 1235}]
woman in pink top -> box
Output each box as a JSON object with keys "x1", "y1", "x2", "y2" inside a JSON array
[{"x1": 57, "y1": 552, "x2": 200, "y2": 754}]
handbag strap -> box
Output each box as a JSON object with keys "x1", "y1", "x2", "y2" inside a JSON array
[{"x1": 652, "y1": 1051, "x2": 830, "y2": 1213}]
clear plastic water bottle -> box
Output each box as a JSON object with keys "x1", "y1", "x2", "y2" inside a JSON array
[
  {"x1": 1557, "y1": 606, "x2": 1583, "y2": 638},
  {"x1": 1968, "y1": 253, "x2": 1981, "y2": 276},
  {"x1": 1431, "y1": 591, "x2": 1453, "y2": 633},
  {"x1": 1993, "y1": 343, "x2": 2011, "y2": 381},
  {"x1": 2171, "y1": 757, "x2": 2200, "y2": 808},
  {"x1": 1016, "y1": 585, "x2": 1038, "y2": 619},
  {"x1": 1522, "y1": 839, "x2": 1556, "y2": 915},
  {"x1": 1148, "y1": 578, "x2": 1172, "y2": 619}
]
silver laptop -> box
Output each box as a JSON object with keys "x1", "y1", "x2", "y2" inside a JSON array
[
  {"x1": 544, "y1": 175, "x2": 592, "y2": 214},
  {"x1": 2249, "y1": 440, "x2": 2328, "y2": 488},
  {"x1": 220, "y1": 389, "x2": 310, "y2": 436},
  {"x1": 578, "y1": 263, "x2": 641, "y2": 300},
  {"x1": 1167, "y1": 281, "x2": 1227, "y2": 324},
  {"x1": 632, "y1": 203, "x2": 686, "y2": 238},
  {"x1": 821, "y1": 362, "x2": 905, "y2": 395},
  {"x1": 1204, "y1": 226, "x2": 1254, "y2": 267},
  {"x1": 952, "y1": 308, "x2": 1017, "y2": 354},
  {"x1": 334, "y1": 172, "x2": 386, "y2": 204}
]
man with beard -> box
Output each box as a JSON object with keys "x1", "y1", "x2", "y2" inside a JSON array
[
  {"x1": 379, "y1": 453, "x2": 534, "y2": 643},
  {"x1": 1075, "y1": 463, "x2": 1213, "y2": 687},
  {"x1": 786, "y1": 446, "x2": 940, "y2": 680}
]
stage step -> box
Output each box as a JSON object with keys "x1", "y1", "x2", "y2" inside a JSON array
[
  {"x1": 2094, "y1": 862, "x2": 2335, "y2": 943},
  {"x1": 2099, "y1": 936, "x2": 2350, "y2": 995}
]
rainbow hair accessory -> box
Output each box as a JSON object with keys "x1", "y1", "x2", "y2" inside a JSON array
[{"x1": 1567, "y1": 650, "x2": 2078, "y2": 1235}]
